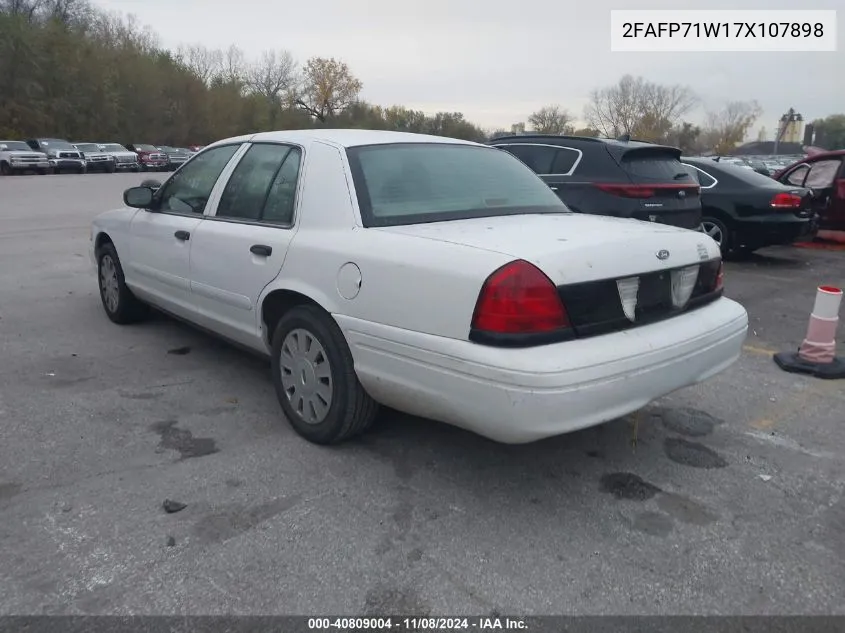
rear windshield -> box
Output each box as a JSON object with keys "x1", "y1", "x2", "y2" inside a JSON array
[
  {"x1": 620, "y1": 149, "x2": 695, "y2": 183},
  {"x1": 712, "y1": 162, "x2": 783, "y2": 187},
  {"x1": 346, "y1": 143, "x2": 567, "y2": 227}
]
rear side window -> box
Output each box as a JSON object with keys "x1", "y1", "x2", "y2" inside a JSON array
[
  {"x1": 621, "y1": 150, "x2": 694, "y2": 183},
  {"x1": 550, "y1": 148, "x2": 580, "y2": 174},
  {"x1": 499, "y1": 145, "x2": 558, "y2": 174},
  {"x1": 216, "y1": 144, "x2": 294, "y2": 221},
  {"x1": 347, "y1": 143, "x2": 566, "y2": 227},
  {"x1": 684, "y1": 164, "x2": 717, "y2": 188}
]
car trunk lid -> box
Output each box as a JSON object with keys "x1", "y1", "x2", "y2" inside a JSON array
[{"x1": 375, "y1": 213, "x2": 720, "y2": 286}]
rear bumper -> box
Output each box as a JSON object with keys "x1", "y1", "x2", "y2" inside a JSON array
[
  {"x1": 734, "y1": 215, "x2": 816, "y2": 247},
  {"x1": 337, "y1": 297, "x2": 748, "y2": 443}
]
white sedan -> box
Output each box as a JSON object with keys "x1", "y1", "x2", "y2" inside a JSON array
[{"x1": 90, "y1": 129, "x2": 748, "y2": 444}]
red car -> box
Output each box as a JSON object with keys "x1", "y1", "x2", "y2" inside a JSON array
[
  {"x1": 774, "y1": 150, "x2": 845, "y2": 241},
  {"x1": 125, "y1": 143, "x2": 169, "y2": 172}
]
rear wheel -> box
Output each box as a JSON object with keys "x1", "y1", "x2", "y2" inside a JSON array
[
  {"x1": 97, "y1": 242, "x2": 149, "y2": 324},
  {"x1": 0, "y1": 162, "x2": 11, "y2": 176},
  {"x1": 700, "y1": 217, "x2": 730, "y2": 254},
  {"x1": 270, "y1": 304, "x2": 378, "y2": 444}
]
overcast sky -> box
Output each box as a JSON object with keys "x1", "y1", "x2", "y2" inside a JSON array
[{"x1": 95, "y1": 0, "x2": 843, "y2": 138}]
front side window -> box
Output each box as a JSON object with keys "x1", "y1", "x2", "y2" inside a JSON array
[
  {"x1": 215, "y1": 143, "x2": 299, "y2": 223},
  {"x1": 346, "y1": 143, "x2": 566, "y2": 227},
  {"x1": 804, "y1": 160, "x2": 842, "y2": 189},
  {"x1": 157, "y1": 144, "x2": 240, "y2": 214}
]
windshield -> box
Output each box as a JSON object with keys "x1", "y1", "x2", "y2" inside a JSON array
[
  {"x1": 346, "y1": 143, "x2": 567, "y2": 227},
  {"x1": 41, "y1": 139, "x2": 74, "y2": 150},
  {"x1": 74, "y1": 143, "x2": 100, "y2": 152},
  {"x1": 102, "y1": 144, "x2": 128, "y2": 152},
  {"x1": 135, "y1": 144, "x2": 158, "y2": 152},
  {"x1": 1, "y1": 141, "x2": 32, "y2": 151}
]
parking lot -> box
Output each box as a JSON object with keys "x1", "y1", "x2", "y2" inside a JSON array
[{"x1": 1, "y1": 172, "x2": 844, "y2": 615}]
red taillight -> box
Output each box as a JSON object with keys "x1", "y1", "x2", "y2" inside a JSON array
[
  {"x1": 714, "y1": 261, "x2": 724, "y2": 292},
  {"x1": 770, "y1": 192, "x2": 803, "y2": 209},
  {"x1": 471, "y1": 260, "x2": 570, "y2": 334},
  {"x1": 594, "y1": 183, "x2": 699, "y2": 199}
]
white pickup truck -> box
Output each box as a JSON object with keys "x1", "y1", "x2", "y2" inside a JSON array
[{"x1": 0, "y1": 140, "x2": 51, "y2": 175}]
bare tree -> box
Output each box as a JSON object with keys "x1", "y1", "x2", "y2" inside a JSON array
[
  {"x1": 295, "y1": 57, "x2": 362, "y2": 122},
  {"x1": 700, "y1": 100, "x2": 762, "y2": 154},
  {"x1": 245, "y1": 49, "x2": 296, "y2": 101},
  {"x1": 220, "y1": 44, "x2": 246, "y2": 86},
  {"x1": 177, "y1": 44, "x2": 222, "y2": 86},
  {"x1": 1, "y1": 0, "x2": 45, "y2": 21},
  {"x1": 528, "y1": 105, "x2": 574, "y2": 135},
  {"x1": 585, "y1": 75, "x2": 697, "y2": 141}
]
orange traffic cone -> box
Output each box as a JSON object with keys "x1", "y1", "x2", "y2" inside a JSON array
[{"x1": 774, "y1": 285, "x2": 844, "y2": 379}]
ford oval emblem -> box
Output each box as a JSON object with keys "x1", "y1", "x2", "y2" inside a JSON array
[{"x1": 656, "y1": 249, "x2": 670, "y2": 260}]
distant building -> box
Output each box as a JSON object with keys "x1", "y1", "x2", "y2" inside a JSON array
[{"x1": 776, "y1": 109, "x2": 803, "y2": 145}]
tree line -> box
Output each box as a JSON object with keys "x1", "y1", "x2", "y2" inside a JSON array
[{"x1": 2, "y1": 0, "x2": 843, "y2": 152}]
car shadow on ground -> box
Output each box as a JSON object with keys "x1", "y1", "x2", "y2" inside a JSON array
[{"x1": 141, "y1": 306, "x2": 720, "y2": 502}]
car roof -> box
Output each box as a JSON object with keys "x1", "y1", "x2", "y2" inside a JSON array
[
  {"x1": 489, "y1": 134, "x2": 673, "y2": 150},
  {"x1": 210, "y1": 129, "x2": 482, "y2": 150}
]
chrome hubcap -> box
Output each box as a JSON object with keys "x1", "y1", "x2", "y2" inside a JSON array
[
  {"x1": 699, "y1": 221, "x2": 723, "y2": 246},
  {"x1": 100, "y1": 255, "x2": 120, "y2": 313},
  {"x1": 279, "y1": 328, "x2": 333, "y2": 424}
]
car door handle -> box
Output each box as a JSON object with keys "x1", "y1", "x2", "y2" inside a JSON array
[
  {"x1": 174, "y1": 230, "x2": 190, "y2": 241},
  {"x1": 550, "y1": 187, "x2": 558, "y2": 191},
  {"x1": 250, "y1": 244, "x2": 272, "y2": 256}
]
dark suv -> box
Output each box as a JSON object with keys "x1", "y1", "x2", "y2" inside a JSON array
[{"x1": 488, "y1": 135, "x2": 702, "y2": 230}]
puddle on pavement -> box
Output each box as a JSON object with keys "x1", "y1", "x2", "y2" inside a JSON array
[
  {"x1": 151, "y1": 420, "x2": 219, "y2": 459},
  {"x1": 600, "y1": 473, "x2": 662, "y2": 501}
]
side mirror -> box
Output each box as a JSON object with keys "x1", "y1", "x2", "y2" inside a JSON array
[{"x1": 123, "y1": 186, "x2": 155, "y2": 209}]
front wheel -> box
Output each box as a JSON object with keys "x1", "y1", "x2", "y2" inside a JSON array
[
  {"x1": 699, "y1": 217, "x2": 730, "y2": 255},
  {"x1": 77, "y1": 167, "x2": 87, "y2": 174},
  {"x1": 0, "y1": 162, "x2": 11, "y2": 176},
  {"x1": 97, "y1": 242, "x2": 149, "y2": 324},
  {"x1": 270, "y1": 304, "x2": 378, "y2": 444}
]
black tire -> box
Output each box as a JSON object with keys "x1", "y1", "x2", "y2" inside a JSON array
[
  {"x1": 0, "y1": 162, "x2": 10, "y2": 176},
  {"x1": 107, "y1": 165, "x2": 116, "y2": 173},
  {"x1": 132, "y1": 165, "x2": 140, "y2": 172},
  {"x1": 270, "y1": 304, "x2": 378, "y2": 444},
  {"x1": 700, "y1": 216, "x2": 730, "y2": 255},
  {"x1": 38, "y1": 168, "x2": 51, "y2": 175},
  {"x1": 78, "y1": 167, "x2": 87, "y2": 174},
  {"x1": 96, "y1": 242, "x2": 149, "y2": 324}
]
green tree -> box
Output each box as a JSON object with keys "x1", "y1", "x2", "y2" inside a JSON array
[{"x1": 813, "y1": 114, "x2": 845, "y2": 150}]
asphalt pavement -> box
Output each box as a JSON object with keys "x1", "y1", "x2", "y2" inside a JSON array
[{"x1": 1, "y1": 173, "x2": 844, "y2": 615}]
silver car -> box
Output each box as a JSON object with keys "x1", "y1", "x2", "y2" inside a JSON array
[{"x1": 98, "y1": 143, "x2": 140, "y2": 172}]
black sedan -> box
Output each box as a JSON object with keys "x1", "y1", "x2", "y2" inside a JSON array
[{"x1": 682, "y1": 157, "x2": 817, "y2": 256}]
